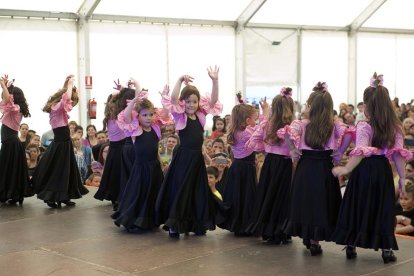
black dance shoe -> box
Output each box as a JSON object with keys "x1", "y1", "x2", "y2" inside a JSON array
[
  {"x1": 45, "y1": 201, "x2": 58, "y2": 208},
  {"x1": 382, "y1": 250, "x2": 397, "y2": 264},
  {"x1": 344, "y1": 245, "x2": 357, "y2": 259},
  {"x1": 266, "y1": 235, "x2": 281, "y2": 245},
  {"x1": 280, "y1": 234, "x2": 292, "y2": 245},
  {"x1": 61, "y1": 200, "x2": 76, "y2": 206},
  {"x1": 169, "y1": 229, "x2": 180, "y2": 239},
  {"x1": 309, "y1": 244, "x2": 323, "y2": 256},
  {"x1": 303, "y1": 239, "x2": 311, "y2": 249}
]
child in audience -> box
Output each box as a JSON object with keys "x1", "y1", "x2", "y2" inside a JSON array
[{"x1": 395, "y1": 178, "x2": 414, "y2": 236}]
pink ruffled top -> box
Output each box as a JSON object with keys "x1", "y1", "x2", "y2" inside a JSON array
[
  {"x1": 107, "y1": 119, "x2": 126, "y2": 142},
  {"x1": 349, "y1": 121, "x2": 413, "y2": 160},
  {"x1": 286, "y1": 119, "x2": 349, "y2": 151},
  {"x1": 232, "y1": 126, "x2": 258, "y2": 159},
  {"x1": 50, "y1": 93, "x2": 73, "y2": 129},
  {"x1": 161, "y1": 93, "x2": 222, "y2": 131},
  {"x1": 117, "y1": 106, "x2": 173, "y2": 140},
  {"x1": 0, "y1": 95, "x2": 22, "y2": 131},
  {"x1": 245, "y1": 120, "x2": 290, "y2": 156}
]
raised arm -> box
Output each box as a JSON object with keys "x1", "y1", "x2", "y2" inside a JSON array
[
  {"x1": 124, "y1": 97, "x2": 137, "y2": 124},
  {"x1": 171, "y1": 75, "x2": 193, "y2": 105},
  {"x1": 131, "y1": 78, "x2": 142, "y2": 98},
  {"x1": 65, "y1": 75, "x2": 75, "y2": 100},
  {"x1": 0, "y1": 75, "x2": 10, "y2": 103},
  {"x1": 207, "y1": 66, "x2": 219, "y2": 106}
]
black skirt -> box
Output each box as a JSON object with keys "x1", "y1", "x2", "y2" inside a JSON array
[
  {"x1": 217, "y1": 153, "x2": 257, "y2": 233},
  {"x1": 32, "y1": 126, "x2": 88, "y2": 202},
  {"x1": 118, "y1": 137, "x2": 135, "y2": 202},
  {"x1": 332, "y1": 155, "x2": 398, "y2": 250},
  {"x1": 285, "y1": 150, "x2": 341, "y2": 241},
  {"x1": 94, "y1": 139, "x2": 125, "y2": 202},
  {"x1": 0, "y1": 125, "x2": 32, "y2": 202},
  {"x1": 113, "y1": 160, "x2": 163, "y2": 230},
  {"x1": 245, "y1": 153, "x2": 292, "y2": 237},
  {"x1": 156, "y1": 146, "x2": 216, "y2": 233}
]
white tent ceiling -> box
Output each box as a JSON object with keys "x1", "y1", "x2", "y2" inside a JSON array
[{"x1": 0, "y1": 0, "x2": 413, "y2": 31}]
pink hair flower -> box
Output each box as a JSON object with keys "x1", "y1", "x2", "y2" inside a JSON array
[
  {"x1": 280, "y1": 87, "x2": 293, "y2": 97},
  {"x1": 370, "y1": 72, "x2": 384, "y2": 88},
  {"x1": 321, "y1": 83, "x2": 328, "y2": 92}
]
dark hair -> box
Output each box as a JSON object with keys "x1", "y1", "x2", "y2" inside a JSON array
[
  {"x1": 167, "y1": 134, "x2": 179, "y2": 142},
  {"x1": 206, "y1": 166, "x2": 219, "y2": 179},
  {"x1": 357, "y1": 102, "x2": 363, "y2": 107},
  {"x1": 96, "y1": 130, "x2": 106, "y2": 136},
  {"x1": 74, "y1": 125, "x2": 83, "y2": 133},
  {"x1": 363, "y1": 85, "x2": 401, "y2": 148},
  {"x1": 304, "y1": 82, "x2": 334, "y2": 149},
  {"x1": 86, "y1": 124, "x2": 97, "y2": 139},
  {"x1": 227, "y1": 104, "x2": 257, "y2": 145},
  {"x1": 212, "y1": 117, "x2": 227, "y2": 133},
  {"x1": 9, "y1": 86, "x2": 31, "y2": 117},
  {"x1": 179, "y1": 85, "x2": 200, "y2": 102},
  {"x1": 347, "y1": 104, "x2": 354, "y2": 109},
  {"x1": 43, "y1": 87, "x2": 78, "y2": 113},
  {"x1": 116, "y1": 88, "x2": 135, "y2": 115},
  {"x1": 20, "y1": 123, "x2": 29, "y2": 129},
  {"x1": 212, "y1": 138, "x2": 225, "y2": 147},
  {"x1": 134, "y1": 99, "x2": 155, "y2": 117},
  {"x1": 265, "y1": 92, "x2": 294, "y2": 145},
  {"x1": 26, "y1": 143, "x2": 40, "y2": 152},
  {"x1": 98, "y1": 142, "x2": 110, "y2": 165}
]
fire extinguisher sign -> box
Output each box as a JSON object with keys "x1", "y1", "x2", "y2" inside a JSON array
[{"x1": 85, "y1": 76, "x2": 93, "y2": 89}]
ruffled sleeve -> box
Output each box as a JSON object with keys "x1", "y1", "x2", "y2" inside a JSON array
[
  {"x1": 154, "y1": 108, "x2": 174, "y2": 126},
  {"x1": 384, "y1": 129, "x2": 413, "y2": 160},
  {"x1": 333, "y1": 120, "x2": 347, "y2": 148},
  {"x1": 152, "y1": 124, "x2": 162, "y2": 140},
  {"x1": 277, "y1": 125, "x2": 290, "y2": 139},
  {"x1": 245, "y1": 121, "x2": 266, "y2": 152},
  {"x1": 116, "y1": 109, "x2": 142, "y2": 137},
  {"x1": 199, "y1": 93, "x2": 223, "y2": 116},
  {"x1": 161, "y1": 94, "x2": 185, "y2": 114},
  {"x1": 0, "y1": 94, "x2": 20, "y2": 113},
  {"x1": 51, "y1": 92, "x2": 73, "y2": 113},
  {"x1": 286, "y1": 120, "x2": 303, "y2": 148},
  {"x1": 349, "y1": 121, "x2": 375, "y2": 157}
]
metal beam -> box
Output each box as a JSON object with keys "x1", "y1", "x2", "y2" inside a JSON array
[
  {"x1": 349, "y1": 0, "x2": 387, "y2": 31},
  {"x1": 0, "y1": 9, "x2": 77, "y2": 20},
  {"x1": 77, "y1": 0, "x2": 101, "y2": 19},
  {"x1": 77, "y1": 17, "x2": 91, "y2": 127},
  {"x1": 89, "y1": 14, "x2": 235, "y2": 27},
  {"x1": 236, "y1": 0, "x2": 267, "y2": 32}
]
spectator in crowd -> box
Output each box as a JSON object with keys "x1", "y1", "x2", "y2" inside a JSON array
[
  {"x1": 83, "y1": 124, "x2": 98, "y2": 147},
  {"x1": 68, "y1": 121, "x2": 78, "y2": 136},
  {"x1": 395, "y1": 178, "x2": 414, "y2": 236},
  {"x1": 19, "y1": 123, "x2": 31, "y2": 148}
]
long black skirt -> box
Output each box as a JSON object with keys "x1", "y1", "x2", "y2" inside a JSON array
[
  {"x1": 332, "y1": 155, "x2": 398, "y2": 250},
  {"x1": 113, "y1": 159, "x2": 163, "y2": 230},
  {"x1": 118, "y1": 137, "x2": 135, "y2": 202},
  {"x1": 156, "y1": 147, "x2": 216, "y2": 234},
  {"x1": 0, "y1": 125, "x2": 32, "y2": 202},
  {"x1": 245, "y1": 153, "x2": 292, "y2": 237},
  {"x1": 94, "y1": 139, "x2": 125, "y2": 202},
  {"x1": 33, "y1": 126, "x2": 88, "y2": 202},
  {"x1": 217, "y1": 153, "x2": 257, "y2": 234},
  {"x1": 285, "y1": 150, "x2": 341, "y2": 241}
]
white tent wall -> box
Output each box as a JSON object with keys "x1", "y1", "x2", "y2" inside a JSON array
[
  {"x1": 357, "y1": 32, "x2": 414, "y2": 105},
  {"x1": 88, "y1": 22, "x2": 236, "y2": 131},
  {"x1": 243, "y1": 28, "x2": 298, "y2": 104},
  {"x1": 301, "y1": 31, "x2": 349, "y2": 112},
  {"x1": 0, "y1": 18, "x2": 78, "y2": 136}
]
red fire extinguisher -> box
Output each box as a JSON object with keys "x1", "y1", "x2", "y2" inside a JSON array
[{"x1": 89, "y1": 98, "x2": 97, "y2": 119}]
